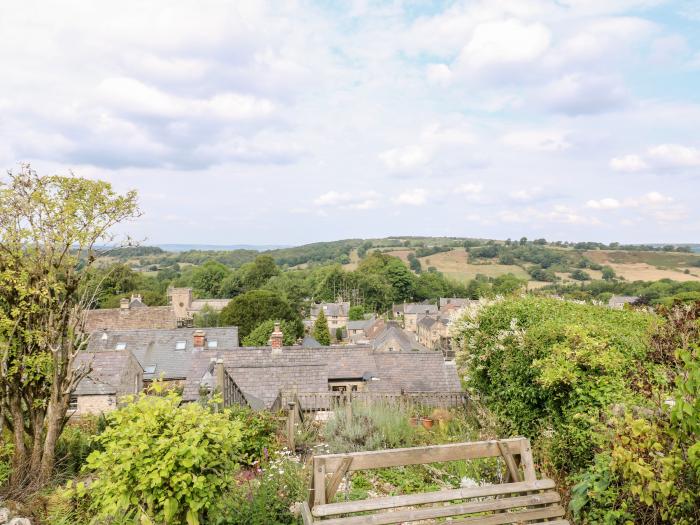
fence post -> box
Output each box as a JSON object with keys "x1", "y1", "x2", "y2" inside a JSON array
[
  {"x1": 344, "y1": 391, "x2": 352, "y2": 426},
  {"x1": 287, "y1": 402, "x2": 296, "y2": 452},
  {"x1": 214, "y1": 359, "x2": 225, "y2": 410}
]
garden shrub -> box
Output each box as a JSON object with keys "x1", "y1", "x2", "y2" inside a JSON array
[
  {"x1": 572, "y1": 347, "x2": 700, "y2": 524},
  {"x1": 228, "y1": 405, "x2": 280, "y2": 466},
  {"x1": 323, "y1": 402, "x2": 420, "y2": 453},
  {"x1": 209, "y1": 454, "x2": 307, "y2": 525},
  {"x1": 79, "y1": 389, "x2": 243, "y2": 525},
  {"x1": 454, "y1": 296, "x2": 655, "y2": 473}
]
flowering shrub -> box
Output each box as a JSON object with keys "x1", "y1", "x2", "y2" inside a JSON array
[{"x1": 209, "y1": 451, "x2": 307, "y2": 524}]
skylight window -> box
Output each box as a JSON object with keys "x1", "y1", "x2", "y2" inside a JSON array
[
  {"x1": 175, "y1": 340, "x2": 186, "y2": 350},
  {"x1": 115, "y1": 342, "x2": 127, "y2": 350},
  {"x1": 207, "y1": 340, "x2": 218, "y2": 348},
  {"x1": 144, "y1": 365, "x2": 157, "y2": 374}
]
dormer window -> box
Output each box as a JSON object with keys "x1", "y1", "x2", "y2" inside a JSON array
[
  {"x1": 115, "y1": 342, "x2": 127, "y2": 350},
  {"x1": 207, "y1": 340, "x2": 218, "y2": 349},
  {"x1": 175, "y1": 340, "x2": 186, "y2": 350}
]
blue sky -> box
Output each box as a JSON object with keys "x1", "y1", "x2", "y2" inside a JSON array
[{"x1": 0, "y1": 0, "x2": 698, "y2": 245}]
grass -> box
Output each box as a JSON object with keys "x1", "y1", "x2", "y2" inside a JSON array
[{"x1": 417, "y1": 249, "x2": 530, "y2": 282}]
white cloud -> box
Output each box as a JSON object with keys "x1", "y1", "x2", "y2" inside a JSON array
[
  {"x1": 313, "y1": 191, "x2": 380, "y2": 210},
  {"x1": 586, "y1": 197, "x2": 622, "y2": 209},
  {"x1": 609, "y1": 154, "x2": 649, "y2": 172},
  {"x1": 379, "y1": 146, "x2": 431, "y2": 171},
  {"x1": 502, "y1": 130, "x2": 571, "y2": 151},
  {"x1": 457, "y1": 19, "x2": 551, "y2": 71},
  {"x1": 610, "y1": 143, "x2": 700, "y2": 173},
  {"x1": 393, "y1": 188, "x2": 428, "y2": 206},
  {"x1": 426, "y1": 64, "x2": 452, "y2": 85},
  {"x1": 509, "y1": 188, "x2": 542, "y2": 202},
  {"x1": 540, "y1": 74, "x2": 627, "y2": 114},
  {"x1": 647, "y1": 143, "x2": 700, "y2": 168},
  {"x1": 587, "y1": 191, "x2": 674, "y2": 210},
  {"x1": 455, "y1": 183, "x2": 483, "y2": 195}
]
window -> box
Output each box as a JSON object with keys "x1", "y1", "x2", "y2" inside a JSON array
[
  {"x1": 115, "y1": 342, "x2": 127, "y2": 350},
  {"x1": 69, "y1": 396, "x2": 78, "y2": 410},
  {"x1": 144, "y1": 365, "x2": 157, "y2": 374},
  {"x1": 207, "y1": 340, "x2": 218, "y2": 349},
  {"x1": 175, "y1": 340, "x2": 186, "y2": 350}
]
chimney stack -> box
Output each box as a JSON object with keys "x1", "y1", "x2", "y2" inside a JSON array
[
  {"x1": 120, "y1": 297, "x2": 130, "y2": 310},
  {"x1": 193, "y1": 329, "x2": 206, "y2": 349},
  {"x1": 270, "y1": 322, "x2": 283, "y2": 353}
]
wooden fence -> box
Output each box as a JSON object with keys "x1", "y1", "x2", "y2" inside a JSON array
[{"x1": 280, "y1": 390, "x2": 468, "y2": 413}]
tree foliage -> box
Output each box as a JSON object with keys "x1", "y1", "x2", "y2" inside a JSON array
[
  {"x1": 219, "y1": 290, "x2": 299, "y2": 338},
  {"x1": 242, "y1": 319, "x2": 301, "y2": 346},
  {"x1": 0, "y1": 165, "x2": 139, "y2": 486},
  {"x1": 313, "y1": 309, "x2": 331, "y2": 346}
]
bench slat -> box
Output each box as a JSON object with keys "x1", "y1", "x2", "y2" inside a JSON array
[
  {"x1": 318, "y1": 491, "x2": 561, "y2": 525},
  {"x1": 448, "y1": 506, "x2": 566, "y2": 525},
  {"x1": 529, "y1": 520, "x2": 570, "y2": 525},
  {"x1": 316, "y1": 438, "x2": 528, "y2": 473},
  {"x1": 313, "y1": 479, "x2": 557, "y2": 517}
]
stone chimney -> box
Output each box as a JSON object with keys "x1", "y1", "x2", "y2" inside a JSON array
[
  {"x1": 193, "y1": 329, "x2": 206, "y2": 349},
  {"x1": 120, "y1": 297, "x2": 130, "y2": 310},
  {"x1": 270, "y1": 322, "x2": 283, "y2": 353}
]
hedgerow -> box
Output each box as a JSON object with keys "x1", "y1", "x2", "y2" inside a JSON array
[{"x1": 454, "y1": 297, "x2": 700, "y2": 523}]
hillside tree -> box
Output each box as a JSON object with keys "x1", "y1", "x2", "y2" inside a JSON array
[
  {"x1": 313, "y1": 309, "x2": 331, "y2": 345},
  {"x1": 0, "y1": 165, "x2": 140, "y2": 486}
]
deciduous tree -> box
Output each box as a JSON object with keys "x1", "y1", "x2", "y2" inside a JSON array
[{"x1": 0, "y1": 165, "x2": 140, "y2": 487}]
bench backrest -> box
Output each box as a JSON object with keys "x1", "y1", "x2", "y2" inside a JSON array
[{"x1": 309, "y1": 437, "x2": 536, "y2": 507}]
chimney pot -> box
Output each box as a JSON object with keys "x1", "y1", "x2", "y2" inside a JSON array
[
  {"x1": 270, "y1": 322, "x2": 283, "y2": 352},
  {"x1": 193, "y1": 329, "x2": 206, "y2": 348}
]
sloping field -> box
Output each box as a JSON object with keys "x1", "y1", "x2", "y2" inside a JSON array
[
  {"x1": 584, "y1": 250, "x2": 700, "y2": 282},
  {"x1": 585, "y1": 249, "x2": 700, "y2": 268},
  {"x1": 416, "y1": 249, "x2": 530, "y2": 283}
]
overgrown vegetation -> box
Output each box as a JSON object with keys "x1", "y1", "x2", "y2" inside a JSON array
[{"x1": 454, "y1": 297, "x2": 700, "y2": 523}]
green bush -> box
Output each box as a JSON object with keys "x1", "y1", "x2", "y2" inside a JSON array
[
  {"x1": 228, "y1": 405, "x2": 280, "y2": 466},
  {"x1": 80, "y1": 389, "x2": 243, "y2": 525},
  {"x1": 323, "y1": 402, "x2": 420, "y2": 453},
  {"x1": 209, "y1": 454, "x2": 307, "y2": 524},
  {"x1": 453, "y1": 296, "x2": 655, "y2": 472}
]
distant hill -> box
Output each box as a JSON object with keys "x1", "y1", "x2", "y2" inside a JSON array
[{"x1": 155, "y1": 243, "x2": 290, "y2": 252}]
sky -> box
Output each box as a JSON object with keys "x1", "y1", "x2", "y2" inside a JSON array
[{"x1": 0, "y1": 0, "x2": 699, "y2": 246}]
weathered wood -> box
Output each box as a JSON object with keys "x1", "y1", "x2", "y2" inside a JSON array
[
  {"x1": 325, "y1": 457, "x2": 352, "y2": 504},
  {"x1": 313, "y1": 460, "x2": 327, "y2": 507},
  {"x1": 287, "y1": 402, "x2": 296, "y2": 452},
  {"x1": 301, "y1": 501, "x2": 314, "y2": 525},
  {"x1": 318, "y1": 492, "x2": 561, "y2": 525},
  {"x1": 314, "y1": 479, "x2": 557, "y2": 517},
  {"x1": 498, "y1": 440, "x2": 522, "y2": 483},
  {"x1": 519, "y1": 438, "x2": 537, "y2": 483},
  {"x1": 528, "y1": 521, "x2": 570, "y2": 525},
  {"x1": 318, "y1": 438, "x2": 528, "y2": 473},
  {"x1": 447, "y1": 506, "x2": 567, "y2": 525}
]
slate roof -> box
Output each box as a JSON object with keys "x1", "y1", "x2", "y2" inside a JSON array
[
  {"x1": 609, "y1": 295, "x2": 639, "y2": 306},
  {"x1": 73, "y1": 351, "x2": 141, "y2": 396},
  {"x1": 189, "y1": 299, "x2": 230, "y2": 312},
  {"x1": 418, "y1": 316, "x2": 437, "y2": 329},
  {"x1": 346, "y1": 316, "x2": 376, "y2": 331},
  {"x1": 182, "y1": 344, "x2": 459, "y2": 407},
  {"x1": 85, "y1": 327, "x2": 239, "y2": 381},
  {"x1": 83, "y1": 306, "x2": 177, "y2": 332},
  {"x1": 311, "y1": 302, "x2": 350, "y2": 317},
  {"x1": 370, "y1": 325, "x2": 429, "y2": 352},
  {"x1": 404, "y1": 303, "x2": 438, "y2": 315},
  {"x1": 439, "y1": 298, "x2": 472, "y2": 309},
  {"x1": 302, "y1": 336, "x2": 322, "y2": 348}
]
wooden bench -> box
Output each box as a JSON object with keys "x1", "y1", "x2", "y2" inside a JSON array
[{"x1": 300, "y1": 437, "x2": 569, "y2": 524}]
